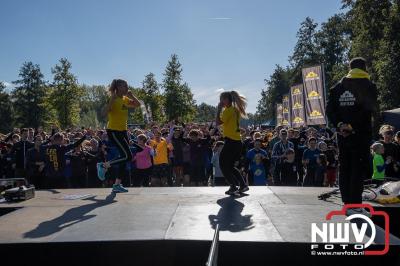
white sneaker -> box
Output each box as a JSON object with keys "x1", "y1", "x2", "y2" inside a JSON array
[{"x1": 346, "y1": 208, "x2": 372, "y2": 218}]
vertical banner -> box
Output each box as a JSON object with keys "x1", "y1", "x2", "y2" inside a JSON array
[
  {"x1": 290, "y1": 84, "x2": 306, "y2": 128},
  {"x1": 282, "y1": 94, "x2": 291, "y2": 127},
  {"x1": 302, "y1": 65, "x2": 327, "y2": 125},
  {"x1": 276, "y1": 103, "x2": 283, "y2": 127}
]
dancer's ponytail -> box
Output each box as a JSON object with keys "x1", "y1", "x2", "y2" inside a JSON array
[
  {"x1": 109, "y1": 79, "x2": 128, "y2": 95},
  {"x1": 230, "y1": 91, "x2": 247, "y2": 118}
]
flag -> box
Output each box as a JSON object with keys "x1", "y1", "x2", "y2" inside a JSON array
[
  {"x1": 302, "y1": 65, "x2": 327, "y2": 125},
  {"x1": 290, "y1": 84, "x2": 306, "y2": 127}
]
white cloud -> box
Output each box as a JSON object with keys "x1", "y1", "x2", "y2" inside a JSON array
[
  {"x1": 208, "y1": 17, "x2": 232, "y2": 20},
  {"x1": 215, "y1": 88, "x2": 225, "y2": 93},
  {"x1": 2, "y1": 81, "x2": 12, "y2": 87},
  {"x1": 1, "y1": 81, "x2": 14, "y2": 92}
]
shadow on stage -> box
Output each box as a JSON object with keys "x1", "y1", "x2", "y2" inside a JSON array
[
  {"x1": 23, "y1": 193, "x2": 117, "y2": 239},
  {"x1": 208, "y1": 196, "x2": 254, "y2": 233}
]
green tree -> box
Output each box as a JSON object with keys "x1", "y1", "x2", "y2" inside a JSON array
[
  {"x1": 12, "y1": 62, "x2": 48, "y2": 128},
  {"x1": 195, "y1": 103, "x2": 217, "y2": 122},
  {"x1": 256, "y1": 65, "x2": 290, "y2": 123},
  {"x1": 142, "y1": 73, "x2": 165, "y2": 122},
  {"x1": 343, "y1": 0, "x2": 392, "y2": 80},
  {"x1": 315, "y1": 14, "x2": 351, "y2": 88},
  {"x1": 0, "y1": 82, "x2": 14, "y2": 133},
  {"x1": 50, "y1": 58, "x2": 83, "y2": 128},
  {"x1": 79, "y1": 84, "x2": 109, "y2": 126},
  {"x1": 163, "y1": 54, "x2": 196, "y2": 121},
  {"x1": 375, "y1": 0, "x2": 400, "y2": 110},
  {"x1": 79, "y1": 109, "x2": 99, "y2": 128},
  {"x1": 289, "y1": 17, "x2": 321, "y2": 84}
]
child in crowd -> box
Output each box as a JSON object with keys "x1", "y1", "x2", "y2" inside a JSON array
[
  {"x1": 277, "y1": 149, "x2": 299, "y2": 186},
  {"x1": 67, "y1": 140, "x2": 96, "y2": 188},
  {"x1": 318, "y1": 141, "x2": 338, "y2": 187},
  {"x1": 302, "y1": 137, "x2": 321, "y2": 186},
  {"x1": 315, "y1": 153, "x2": 328, "y2": 187},
  {"x1": 132, "y1": 134, "x2": 154, "y2": 187},
  {"x1": 149, "y1": 130, "x2": 172, "y2": 186},
  {"x1": 183, "y1": 129, "x2": 211, "y2": 186},
  {"x1": 371, "y1": 142, "x2": 391, "y2": 186},
  {"x1": 246, "y1": 138, "x2": 268, "y2": 185},
  {"x1": 249, "y1": 153, "x2": 267, "y2": 186},
  {"x1": 211, "y1": 141, "x2": 225, "y2": 186}
]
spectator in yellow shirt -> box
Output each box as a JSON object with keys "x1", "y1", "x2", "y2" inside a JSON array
[{"x1": 149, "y1": 130, "x2": 173, "y2": 186}]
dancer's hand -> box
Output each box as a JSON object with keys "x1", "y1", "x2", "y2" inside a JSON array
[{"x1": 126, "y1": 90, "x2": 134, "y2": 98}]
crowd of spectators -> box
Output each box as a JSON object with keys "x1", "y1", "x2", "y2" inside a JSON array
[{"x1": 0, "y1": 122, "x2": 399, "y2": 189}]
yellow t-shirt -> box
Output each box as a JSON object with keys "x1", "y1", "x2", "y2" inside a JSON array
[
  {"x1": 221, "y1": 106, "x2": 241, "y2": 140},
  {"x1": 107, "y1": 96, "x2": 131, "y2": 131},
  {"x1": 149, "y1": 138, "x2": 173, "y2": 165}
]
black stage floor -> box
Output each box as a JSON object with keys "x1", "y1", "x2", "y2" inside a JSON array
[{"x1": 1, "y1": 187, "x2": 399, "y2": 265}]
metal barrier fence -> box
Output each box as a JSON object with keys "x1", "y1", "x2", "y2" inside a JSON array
[{"x1": 206, "y1": 224, "x2": 220, "y2": 266}]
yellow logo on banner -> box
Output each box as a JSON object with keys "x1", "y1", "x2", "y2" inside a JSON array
[
  {"x1": 282, "y1": 119, "x2": 289, "y2": 125},
  {"x1": 310, "y1": 110, "x2": 322, "y2": 117},
  {"x1": 293, "y1": 117, "x2": 304, "y2": 123},
  {"x1": 292, "y1": 87, "x2": 301, "y2": 95},
  {"x1": 283, "y1": 96, "x2": 289, "y2": 101},
  {"x1": 283, "y1": 107, "x2": 289, "y2": 113},
  {"x1": 293, "y1": 102, "x2": 302, "y2": 109},
  {"x1": 306, "y1": 71, "x2": 319, "y2": 79},
  {"x1": 308, "y1": 90, "x2": 320, "y2": 97}
]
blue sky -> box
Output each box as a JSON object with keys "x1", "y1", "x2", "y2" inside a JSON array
[{"x1": 0, "y1": 0, "x2": 342, "y2": 113}]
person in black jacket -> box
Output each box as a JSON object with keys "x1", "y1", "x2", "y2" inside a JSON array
[
  {"x1": 26, "y1": 135, "x2": 46, "y2": 188},
  {"x1": 66, "y1": 141, "x2": 96, "y2": 188},
  {"x1": 43, "y1": 133, "x2": 87, "y2": 189},
  {"x1": 9, "y1": 128, "x2": 34, "y2": 179},
  {"x1": 326, "y1": 57, "x2": 378, "y2": 212},
  {"x1": 182, "y1": 129, "x2": 212, "y2": 186},
  {"x1": 277, "y1": 149, "x2": 300, "y2": 186}
]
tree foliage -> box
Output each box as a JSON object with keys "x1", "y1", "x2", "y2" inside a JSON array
[
  {"x1": 142, "y1": 72, "x2": 165, "y2": 122},
  {"x1": 257, "y1": 1, "x2": 400, "y2": 124},
  {"x1": 256, "y1": 65, "x2": 290, "y2": 123},
  {"x1": 375, "y1": 0, "x2": 400, "y2": 110},
  {"x1": 12, "y1": 62, "x2": 48, "y2": 128},
  {"x1": 79, "y1": 84, "x2": 109, "y2": 127},
  {"x1": 195, "y1": 103, "x2": 217, "y2": 122},
  {"x1": 49, "y1": 58, "x2": 83, "y2": 128},
  {"x1": 0, "y1": 82, "x2": 13, "y2": 132},
  {"x1": 162, "y1": 54, "x2": 196, "y2": 122}
]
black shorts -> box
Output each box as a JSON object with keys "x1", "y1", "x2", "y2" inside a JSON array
[
  {"x1": 152, "y1": 164, "x2": 169, "y2": 178},
  {"x1": 183, "y1": 162, "x2": 191, "y2": 175},
  {"x1": 190, "y1": 164, "x2": 206, "y2": 182},
  {"x1": 134, "y1": 167, "x2": 152, "y2": 186},
  {"x1": 171, "y1": 157, "x2": 184, "y2": 167}
]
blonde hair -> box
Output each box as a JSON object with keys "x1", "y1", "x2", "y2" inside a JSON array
[
  {"x1": 379, "y1": 124, "x2": 394, "y2": 136},
  {"x1": 220, "y1": 91, "x2": 247, "y2": 118},
  {"x1": 370, "y1": 142, "x2": 383, "y2": 155},
  {"x1": 137, "y1": 134, "x2": 148, "y2": 143}
]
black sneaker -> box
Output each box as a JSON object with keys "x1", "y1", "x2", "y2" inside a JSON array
[
  {"x1": 238, "y1": 185, "x2": 249, "y2": 193},
  {"x1": 225, "y1": 185, "x2": 238, "y2": 195}
]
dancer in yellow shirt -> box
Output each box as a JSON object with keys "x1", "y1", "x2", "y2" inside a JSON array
[
  {"x1": 216, "y1": 91, "x2": 249, "y2": 195},
  {"x1": 97, "y1": 79, "x2": 141, "y2": 193}
]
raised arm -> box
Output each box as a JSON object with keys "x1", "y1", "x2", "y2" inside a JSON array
[
  {"x1": 126, "y1": 91, "x2": 141, "y2": 108},
  {"x1": 65, "y1": 135, "x2": 87, "y2": 152},
  {"x1": 215, "y1": 102, "x2": 224, "y2": 126}
]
